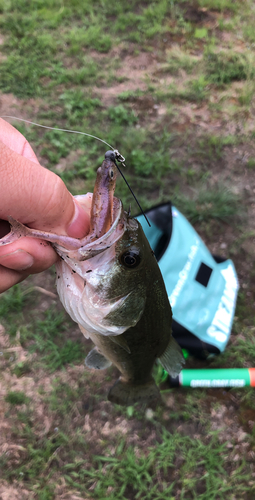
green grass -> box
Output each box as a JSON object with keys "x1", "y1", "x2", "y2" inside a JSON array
[
  {"x1": 0, "y1": 284, "x2": 29, "y2": 338},
  {"x1": 12, "y1": 361, "x2": 32, "y2": 377},
  {"x1": 204, "y1": 51, "x2": 255, "y2": 86},
  {"x1": 66, "y1": 26, "x2": 113, "y2": 53},
  {"x1": 2, "y1": 418, "x2": 252, "y2": 499},
  {"x1": 59, "y1": 90, "x2": 102, "y2": 121},
  {"x1": 108, "y1": 105, "x2": 138, "y2": 126},
  {"x1": 0, "y1": 0, "x2": 193, "y2": 98},
  {"x1": 22, "y1": 308, "x2": 87, "y2": 372},
  {"x1": 246, "y1": 158, "x2": 255, "y2": 169},
  {"x1": 217, "y1": 326, "x2": 255, "y2": 368},
  {"x1": 5, "y1": 390, "x2": 30, "y2": 405},
  {"x1": 2, "y1": 380, "x2": 253, "y2": 500},
  {"x1": 164, "y1": 76, "x2": 209, "y2": 103},
  {"x1": 198, "y1": 0, "x2": 239, "y2": 11},
  {"x1": 174, "y1": 185, "x2": 240, "y2": 223},
  {"x1": 165, "y1": 47, "x2": 199, "y2": 75},
  {"x1": 72, "y1": 431, "x2": 232, "y2": 499},
  {"x1": 0, "y1": 283, "x2": 25, "y2": 315},
  {"x1": 0, "y1": 284, "x2": 87, "y2": 372}
]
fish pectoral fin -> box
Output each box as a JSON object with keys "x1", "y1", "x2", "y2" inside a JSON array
[
  {"x1": 79, "y1": 324, "x2": 90, "y2": 339},
  {"x1": 158, "y1": 337, "x2": 185, "y2": 377},
  {"x1": 85, "y1": 347, "x2": 112, "y2": 370},
  {"x1": 108, "y1": 335, "x2": 131, "y2": 354}
]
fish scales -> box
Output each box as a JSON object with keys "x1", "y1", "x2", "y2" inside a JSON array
[{"x1": 0, "y1": 153, "x2": 184, "y2": 405}]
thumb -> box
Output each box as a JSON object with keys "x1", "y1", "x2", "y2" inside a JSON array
[{"x1": 0, "y1": 141, "x2": 90, "y2": 238}]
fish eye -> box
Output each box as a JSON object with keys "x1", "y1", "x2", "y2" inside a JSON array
[
  {"x1": 120, "y1": 249, "x2": 141, "y2": 268},
  {"x1": 109, "y1": 168, "x2": 114, "y2": 179}
]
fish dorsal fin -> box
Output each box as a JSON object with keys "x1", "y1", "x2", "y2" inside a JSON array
[
  {"x1": 108, "y1": 335, "x2": 131, "y2": 354},
  {"x1": 85, "y1": 347, "x2": 112, "y2": 370},
  {"x1": 158, "y1": 337, "x2": 185, "y2": 377}
]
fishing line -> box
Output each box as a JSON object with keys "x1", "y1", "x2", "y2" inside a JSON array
[
  {"x1": 1, "y1": 115, "x2": 114, "y2": 150},
  {"x1": 1, "y1": 115, "x2": 150, "y2": 226},
  {"x1": 115, "y1": 164, "x2": 151, "y2": 227}
]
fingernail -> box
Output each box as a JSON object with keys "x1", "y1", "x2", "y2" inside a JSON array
[
  {"x1": 67, "y1": 200, "x2": 90, "y2": 238},
  {"x1": 0, "y1": 249, "x2": 34, "y2": 270}
]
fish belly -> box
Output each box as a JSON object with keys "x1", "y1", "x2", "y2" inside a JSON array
[{"x1": 80, "y1": 326, "x2": 161, "y2": 405}]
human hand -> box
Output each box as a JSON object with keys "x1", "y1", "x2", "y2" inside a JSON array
[{"x1": 0, "y1": 118, "x2": 90, "y2": 293}]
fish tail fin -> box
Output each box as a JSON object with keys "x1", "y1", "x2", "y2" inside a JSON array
[
  {"x1": 158, "y1": 336, "x2": 185, "y2": 377},
  {"x1": 108, "y1": 378, "x2": 161, "y2": 406}
]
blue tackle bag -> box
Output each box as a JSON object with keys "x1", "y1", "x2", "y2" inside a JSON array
[{"x1": 136, "y1": 203, "x2": 239, "y2": 359}]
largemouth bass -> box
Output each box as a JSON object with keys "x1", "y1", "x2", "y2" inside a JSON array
[{"x1": 0, "y1": 151, "x2": 184, "y2": 405}]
